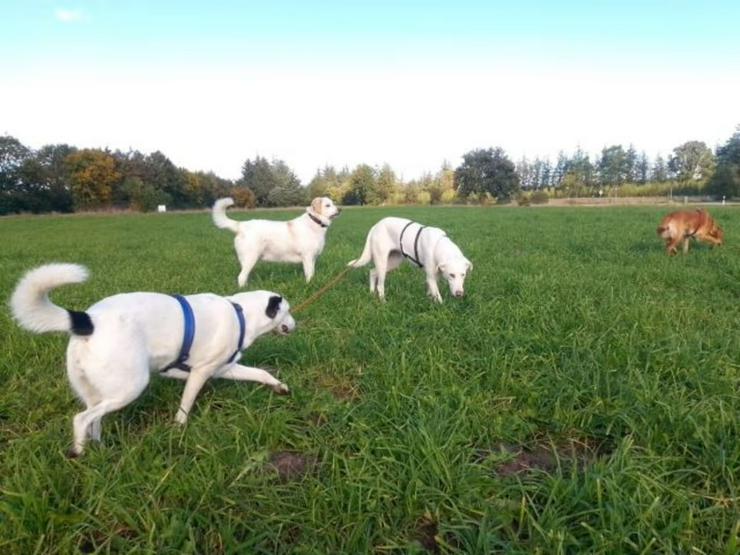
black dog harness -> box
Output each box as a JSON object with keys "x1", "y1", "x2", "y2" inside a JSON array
[
  {"x1": 399, "y1": 221, "x2": 426, "y2": 267},
  {"x1": 162, "y1": 295, "x2": 246, "y2": 372}
]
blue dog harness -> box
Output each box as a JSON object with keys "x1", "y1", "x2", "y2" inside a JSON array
[{"x1": 162, "y1": 295, "x2": 246, "y2": 372}]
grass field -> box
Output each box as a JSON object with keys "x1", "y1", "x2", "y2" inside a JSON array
[{"x1": 1, "y1": 206, "x2": 738, "y2": 554}]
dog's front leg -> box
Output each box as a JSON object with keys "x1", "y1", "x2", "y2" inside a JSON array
[
  {"x1": 215, "y1": 363, "x2": 290, "y2": 395},
  {"x1": 426, "y1": 273, "x2": 443, "y2": 303},
  {"x1": 175, "y1": 366, "x2": 216, "y2": 425},
  {"x1": 302, "y1": 256, "x2": 316, "y2": 282}
]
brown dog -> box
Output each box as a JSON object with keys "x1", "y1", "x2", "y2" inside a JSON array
[{"x1": 657, "y1": 208, "x2": 724, "y2": 255}]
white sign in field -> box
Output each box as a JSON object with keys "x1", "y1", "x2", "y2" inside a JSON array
[{"x1": 157, "y1": 205, "x2": 167, "y2": 213}]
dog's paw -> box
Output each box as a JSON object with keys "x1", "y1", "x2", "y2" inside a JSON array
[
  {"x1": 66, "y1": 447, "x2": 81, "y2": 459},
  {"x1": 272, "y1": 382, "x2": 290, "y2": 396}
]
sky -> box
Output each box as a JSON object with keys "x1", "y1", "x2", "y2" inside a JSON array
[{"x1": 1, "y1": 1, "x2": 739, "y2": 182}]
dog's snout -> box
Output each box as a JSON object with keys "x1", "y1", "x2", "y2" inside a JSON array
[
  {"x1": 281, "y1": 324, "x2": 290, "y2": 333},
  {"x1": 454, "y1": 290, "x2": 464, "y2": 298}
]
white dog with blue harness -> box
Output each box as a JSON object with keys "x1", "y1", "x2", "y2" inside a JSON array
[{"x1": 10, "y1": 263, "x2": 296, "y2": 457}]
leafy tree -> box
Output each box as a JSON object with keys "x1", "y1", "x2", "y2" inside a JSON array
[
  {"x1": 0, "y1": 136, "x2": 32, "y2": 214},
  {"x1": 455, "y1": 147, "x2": 519, "y2": 201},
  {"x1": 635, "y1": 151, "x2": 650, "y2": 184},
  {"x1": 267, "y1": 184, "x2": 308, "y2": 206},
  {"x1": 240, "y1": 156, "x2": 302, "y2": 206},
  {"x1": 65, "y1": 149, "x2": 121, "y2": 209},
  {"x1": 145, "y1": 151, "x2": 188, "y2": 208},
  {"x1": 708, "y1": 126, "x2": 740, "y2": 198},
  {"x1": 120, "y1": 176, "x2": 170, "y2": 212},
  {"x1": 652, "y1": 154, "x2": 668, "y2": 182},
  {"x1": 569, "y1": 148, "x2": 594, "y2": 189},
  {"x1": 597, "y1": 145, "x2": 630, "y2": 187},
  {"x1": 344, "y1": 164, "x2": 375, "y2": 205},
  {"x1": 625, "y1": 144, "x2": 638, "y2": 182},
  {"x1": 369, "y1": 164, "x2": 397, "y2": 205},
  {"x1": 427, "y1": 164, "x2": 456, "y2": 204},
  {"x1": 551, "y1": 151, "x2": 568, "y2": 188},
  {"x1": 669, "y1": 141, "x2": 715, "y2": 187},
  {"x1": 516, "y1": 157, "x2": 534, "y2": 189}
]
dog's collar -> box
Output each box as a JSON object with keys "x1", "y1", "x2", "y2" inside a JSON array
[{"x1": 308, "y1": 212, "x2": 328, "y2": 228}]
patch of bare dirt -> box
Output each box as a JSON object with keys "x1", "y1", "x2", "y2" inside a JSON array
[
  {"x1": 267, "y1": 451, "x2": 317, "y2": 481},
  {"x1": 478, "y1": 437, "x2": 614, "y2": 476}
]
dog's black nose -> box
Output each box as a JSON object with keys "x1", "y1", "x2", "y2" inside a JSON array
[
  {"x1": 281, "y1": 324, "x2": 290, "y2": 333},
  {"x1": 455, "y1": 291, "x2": 464, "y2": 298}
]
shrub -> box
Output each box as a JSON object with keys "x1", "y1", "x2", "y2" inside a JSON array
[
  {"x1": 530, "y1": 190, "x2": 549, "y2": 204},
  {"x1": 231, "y1": 186, "x2": 256, "y2": 208}
]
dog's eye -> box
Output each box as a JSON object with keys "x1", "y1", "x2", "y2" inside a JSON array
[{"x1": 450, "y1": 274, "x2": 456, "y2": 278}]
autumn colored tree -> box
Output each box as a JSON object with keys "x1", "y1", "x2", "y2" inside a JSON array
[
  {"x1": 65, "y1": 149, "x2": 121, "y2": 209},
  {"x1": 231, "y1": 186, "x2": 256, "y2": 208}
]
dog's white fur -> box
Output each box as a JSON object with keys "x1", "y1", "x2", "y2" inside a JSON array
[
  {"x1": 348, "y1": 217, "x2": 472, "y2": 303},
  {"x1": 10, "y1": 263, "x2": 296, "y2": 456},
  {"x1": 213, "y1": 197, "x2": 340, "y2": 286}
]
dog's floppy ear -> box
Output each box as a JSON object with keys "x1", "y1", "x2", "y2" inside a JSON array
[
  {"x1": 436, "y1": 263, "x2": 446, "y2": 274},
  {"x1": 466, "y1": 260, "x2": 473, "y2": 273},
  {"x1": 265, "y1": 295, "x2": 283, "y2": 319},
  {"x1": 310, "y1": 197, "x2": 323, "y2": 216}
]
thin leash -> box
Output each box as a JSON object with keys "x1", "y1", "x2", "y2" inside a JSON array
[{"x1": 292, "y1": 266, "x2": 353, "y2": 314}]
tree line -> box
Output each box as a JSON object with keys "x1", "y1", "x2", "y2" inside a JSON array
[{"x1": 2, "y1": 127, "x2": 739, "y2": 215}]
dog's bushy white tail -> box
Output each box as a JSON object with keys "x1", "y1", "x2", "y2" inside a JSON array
[
  {"x1": 212, "y1": 197, "x2": 240, "y2": 234},
  {"x1": 10, "y1": 263, "x2": 89, "y2": 334},
  {"x1": 347, "y1": 232, "x2": 373, "y2": 268}
]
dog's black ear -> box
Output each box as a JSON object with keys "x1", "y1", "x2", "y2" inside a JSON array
[{"x1": 266, "y1": 295, "x2": 283, "y2": 319}]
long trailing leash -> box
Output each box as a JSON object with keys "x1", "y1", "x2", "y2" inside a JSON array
[{"x1": 292, "y1": 266, "x2": 353, "y2": 314}]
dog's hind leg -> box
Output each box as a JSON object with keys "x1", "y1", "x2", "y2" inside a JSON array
[
  {"x1": 70, "y1": 394, "x2": 141, "y2": 457},
  {"x1": 374, "y1": 259, "x2": 388, "y2": 301},
  {"x1": 369, "y1": 269, "x2": 378, "y2": 292},
  {"x1": 215, "y1": 363, "x2": 289, "y2": 395},
  {"x1": 175, "y1": 364, "x2": 220, "y2": 425},
  {"x1": 682, "y1": 237, "x2": 691, "y2": 254},
  {"x1": 236, "y1": 249, "x2": 259, "y2": 288}
]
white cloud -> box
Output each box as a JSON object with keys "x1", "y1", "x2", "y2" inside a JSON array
[{"x1": 54, "y1": 9, "x2": 88, "y2": 23}]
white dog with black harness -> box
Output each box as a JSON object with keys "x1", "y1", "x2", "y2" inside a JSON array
[
  {"x1": 10, "y1": 263, "x2": 295, "y2": 457},
  {"x1": 212, "y1": 196, "x2": 341, "y2": 286},
  {"x1": 348, "y1": 217, "x2": 472, "y2": 302}
]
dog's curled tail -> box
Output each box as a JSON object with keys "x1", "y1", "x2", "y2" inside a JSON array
[
  {"x1": 10, "y1": 263, "x2": 93, "y2": 335},
  {"x1": 347, "y1": 231, "x2": 373, "y2": 268},
  {"x1": 212, "y1": 197, "x2": 240, "y2": 234}
]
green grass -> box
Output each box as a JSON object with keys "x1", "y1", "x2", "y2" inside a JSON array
[{"x1": 1, "y1": 206, "x2": 738, "y2": 554}]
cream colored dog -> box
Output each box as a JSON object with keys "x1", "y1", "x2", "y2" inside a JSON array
[
  {"x1": 213, "y1": 197, "x2": 340, "y2": 286},
  {"x1": 348, "y1": 217, "x2": 472, "y2": 303}
]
